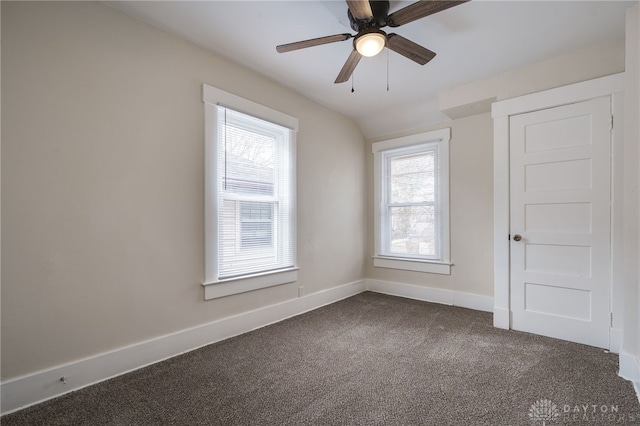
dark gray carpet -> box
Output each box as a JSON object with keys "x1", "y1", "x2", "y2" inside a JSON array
[{"x1": 3, "y1": 292, "x2": 639, "y2": 425}]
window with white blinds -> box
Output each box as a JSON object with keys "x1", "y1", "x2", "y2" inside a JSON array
[
  {"x1": 372, "y1": 128, "x2": 451, "y2": 275},
  {"x1": 203, "y1": 84, "x2": 298, "y2": 299},
  {"x1": 216, "y1": 106, "x2": 295, "y2": 279}
]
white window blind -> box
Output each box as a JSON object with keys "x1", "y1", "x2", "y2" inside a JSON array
[{"x1": 216, "y1": 106, "x2": 295, "y2": 279}]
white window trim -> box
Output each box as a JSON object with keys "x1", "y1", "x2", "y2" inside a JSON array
[
  {"x1": 372, "y1": 128, "x2": 451, "y2": 275},
  {"x1": 203, "y1": 267, "x2": 300, "y2": 300},
  {"x1": 202, "y1": 84, "x2": 298, "y2": 299}
]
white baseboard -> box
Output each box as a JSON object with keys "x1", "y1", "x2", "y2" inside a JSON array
[
  {"x1": 619, "y1": 350, "x2": 640, "y2": 403},
  {"x1": 1, "y1": 278, "x2": 497, "y2": 415},
  {"x1": 7, "y1": 276, "x2": 628, "y2": 411},
  {"x1": 0, "y1": 279, "x2": 366, "y2": 415},
  {"x1": 453, "y1": 290, "x2": 494, "y2": 312},
  {"x1": 365, "y1": 279, "x2": 494, "y2": 313}
]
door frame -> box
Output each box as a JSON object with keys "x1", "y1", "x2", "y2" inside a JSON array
[{"x1": 492, "y1": 72, "x2": 625, "y2": 351}]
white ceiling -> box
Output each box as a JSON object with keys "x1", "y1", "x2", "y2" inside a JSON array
[{"x1": 106, "y1": 0, "x2": 632, "y2": 138}]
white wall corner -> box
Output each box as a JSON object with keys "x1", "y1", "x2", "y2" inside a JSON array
[
  {"x1": 0, "y1": 279, "x2": 366, "y2": 415},
  {"x1": 620, "y1": 3, "x2": 640, "y2": 402}
]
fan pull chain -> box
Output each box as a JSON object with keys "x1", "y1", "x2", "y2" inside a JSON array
[
  {"x1": 386, "y1": 48, "x2": 390, "y2": 92},
  {"x1": 351, "y1": 73, "x2": 355, "y2": 93}
]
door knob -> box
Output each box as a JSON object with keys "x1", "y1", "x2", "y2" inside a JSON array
[{"x1": 513, "y1": 234, "x2": 522, "y2": 242}]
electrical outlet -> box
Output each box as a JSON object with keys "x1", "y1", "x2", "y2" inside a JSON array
[{"x1": 298, "y1": 286, "x2": 304, "y2": 298}]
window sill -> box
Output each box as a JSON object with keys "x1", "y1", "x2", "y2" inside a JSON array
[
  {"x1": 202, "y1": 267, "x2": 299, "y2": 300},
  {"x1": 373, "y1": 256, "x2": 451, "y2": 275}
]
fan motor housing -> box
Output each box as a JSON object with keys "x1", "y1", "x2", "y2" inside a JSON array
[{"x1": 348, "y1": 0, "x2": 390, "y2": 32}]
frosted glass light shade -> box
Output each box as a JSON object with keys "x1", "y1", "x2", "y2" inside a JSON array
[{"x1": 355, "y1": 32, "x2": 386, "y2": 57}]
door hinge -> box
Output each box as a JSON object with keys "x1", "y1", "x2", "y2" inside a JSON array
[
  {"x1": 609, "y1": 115, "x2": 614, "y2": 131},
  {"x1": 610, "y1": 312, "x2": 613, "y2": 327}
]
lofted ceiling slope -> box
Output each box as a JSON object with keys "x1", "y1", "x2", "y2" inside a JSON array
[{"x1": 106, "y1": 1, "x2": 632, "y2": 138}]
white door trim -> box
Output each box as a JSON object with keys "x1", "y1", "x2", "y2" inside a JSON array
[{"x1": 491, "y1": 73, "x2": 625, "y2": 350}]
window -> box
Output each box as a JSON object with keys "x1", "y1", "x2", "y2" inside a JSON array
[
  {"x1": 372, "y1": 128, "x2": 451, "y2": 274},
  {"x1": 203, "y1": 84, "x2": 298, "y2": 299}
]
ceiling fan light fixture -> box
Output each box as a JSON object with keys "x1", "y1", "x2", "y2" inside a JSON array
[{"x1": 355, "y1": 31, "x2": 386, "y2": 57}]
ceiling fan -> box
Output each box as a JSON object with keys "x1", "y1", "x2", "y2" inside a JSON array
[{"x1": 276, "y1": 0, "x2": 469, "y2": 84}]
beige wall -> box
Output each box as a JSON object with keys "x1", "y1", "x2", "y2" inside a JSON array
[
  {"x1": 1, "y1": 2, "x2": 366, "y2": 380},
  {"x1": 365, "y1": 113, "x2": 494, "y2": 296}
]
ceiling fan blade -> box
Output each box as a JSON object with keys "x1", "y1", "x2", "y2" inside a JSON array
[
  {"x1": 276, "y1": 34, "x2": 352, "y2": 53},
  {"x1": 335, "y1": 50, "x2": 363, "y2": 83},
  {"x1": 346, "y1": 0, "x2": 374, "y2": 21},
  {"x1": 386, "y1": 33, "x2": 436, "y2": 65},
  {"x1": 387, "y1": 0, "x2": 469, "y2": 27}
]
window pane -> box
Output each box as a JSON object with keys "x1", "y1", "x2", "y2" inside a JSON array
[
  {"x1": 389, "y1": 152, "x2": 434, "y2": 203},
  {"x1": 389, "y1": 206, "x2": 436, "y2": 256},
  {"x1": 219, "y1": 199, "x2": 276, "y2": 277},
  {"x1": 240, "y1": 202, "x2": 274, "y2": 249},
  {"x1": 240, "y1": 222, "x2": 273, "y2": 247},
  {"x1": 223, "y1": 124, "x2": 275, "y2": 196},
  {"x1": 240, "y1": 202, "x2": 273, "y2": 221}
]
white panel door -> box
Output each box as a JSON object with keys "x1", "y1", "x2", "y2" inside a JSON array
[{"x1": 509, "y1": 96, "x2": 611, "y2": 348}]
